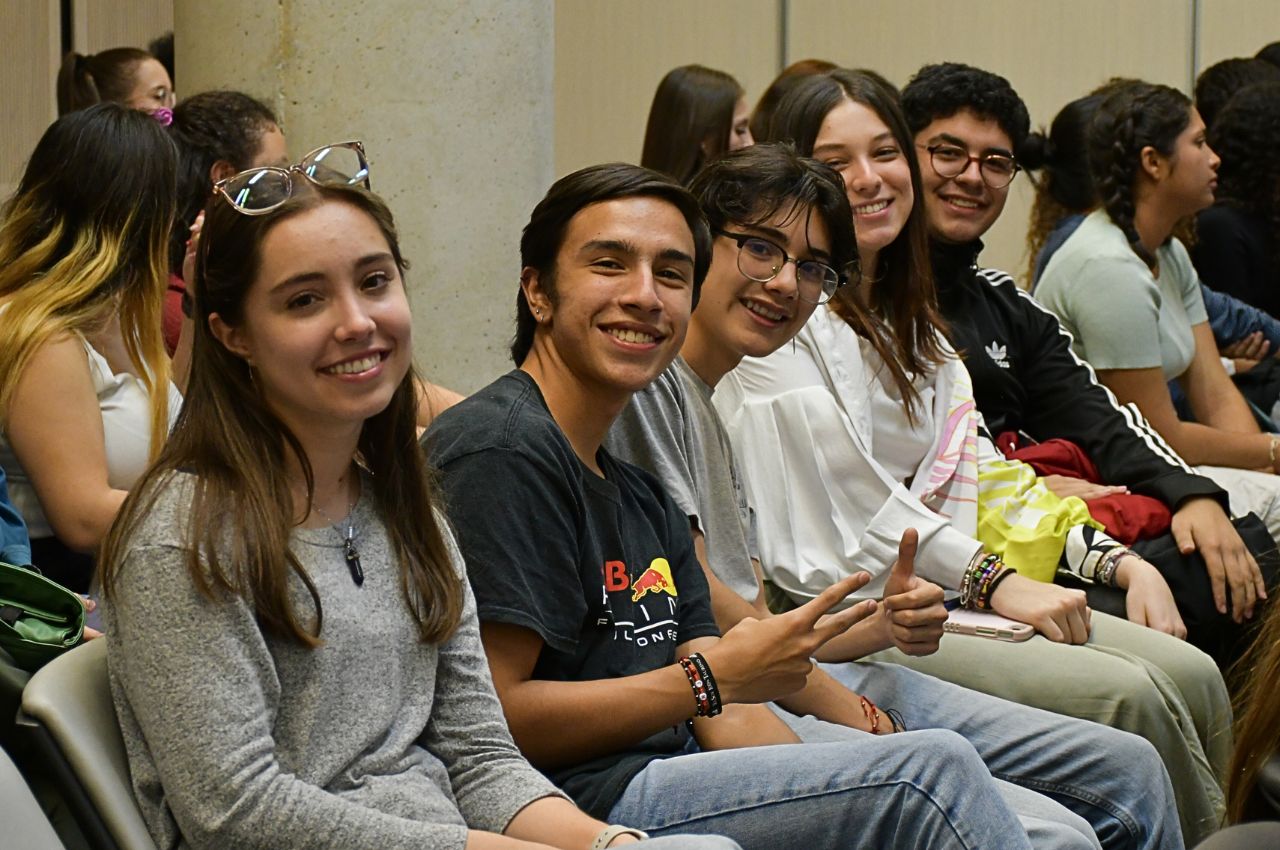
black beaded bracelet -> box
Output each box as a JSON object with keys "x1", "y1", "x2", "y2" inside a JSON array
[
  {"x1": 984, "y1": 566, "x2": 1018, "y2": 603},
  {"x1": 686, "y1": 652, "x2": 723, "y2": 717}
]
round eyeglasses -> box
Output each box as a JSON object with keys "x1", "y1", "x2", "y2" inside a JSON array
[
  {"x1": 214, "y1": 140, "x2": 370, "y2": 215},
  {"x1": 922, "y1": 143, "x2": 1020, "y2": 189},
  {"x1": 718, "y1": 231, "x2": 848, "y2": 305}
]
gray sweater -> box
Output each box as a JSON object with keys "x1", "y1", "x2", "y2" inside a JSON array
[{"x1": 104, "y1": 472, "x2": 562, "y2": 850}]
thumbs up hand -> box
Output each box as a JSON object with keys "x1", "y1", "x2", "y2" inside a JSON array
[{"x1": 880, "y1": 529, "x2": 948, "y2": 657}]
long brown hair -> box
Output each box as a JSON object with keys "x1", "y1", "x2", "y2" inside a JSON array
[
  {"x1": 641, "y1": 65, "x2": 744, "y2": 185},
  {"x1": 767, "y1": 68, "x2": 950, "y2": 421},
  {"x1": 1227, "y1": 600, "x2": 1280, "y2": 821},
  {"x1": 101, "y1": 182, "x2": 464, "y2": 647}
]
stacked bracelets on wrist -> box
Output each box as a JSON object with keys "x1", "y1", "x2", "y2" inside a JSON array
[
  {"x1": 858, "y1": 694, "x2": 907, "y2": 734},
  {"x1": 960, "y1": 552, "x2": 1016, "y2": 610},
  {"x1": 678, "y1": 652, "x2": 723, "y2": 718},
  {"x1": 1093, "y1": 546, "x2": 1129, "y2": 588},
  {"x1": 1075, "y1": 534, "x2": 1132, "y2": 588}
]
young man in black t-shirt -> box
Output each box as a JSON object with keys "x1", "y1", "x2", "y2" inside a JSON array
[{"x1": 427, "y1": 163, "x2": 1034, "y2": 847}]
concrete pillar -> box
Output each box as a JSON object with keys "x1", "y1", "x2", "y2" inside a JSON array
[{"x1": 174, "y1": 0, "x2": 554, "y2": 393}]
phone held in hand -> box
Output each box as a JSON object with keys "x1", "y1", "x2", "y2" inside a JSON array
[{"x1": 944, "y1": 608, "x2": 1035, "y2": 642}]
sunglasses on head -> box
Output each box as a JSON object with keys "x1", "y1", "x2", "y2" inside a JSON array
[{"x1": 214, "y1": 140, "x2": 370, "y2": 215}]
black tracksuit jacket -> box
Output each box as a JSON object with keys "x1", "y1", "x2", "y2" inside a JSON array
[{"x1": 931, "y1": 239, "x2": 1228, "y2": 513}]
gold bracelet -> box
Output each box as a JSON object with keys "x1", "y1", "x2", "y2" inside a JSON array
[{"x1": 1269, "y1": 435, "x2": 1278, "y2": 471}]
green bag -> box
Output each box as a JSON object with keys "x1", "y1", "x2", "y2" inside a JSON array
[{"x1": 0, "y1": 561, "x2": 85, "y2": 672}]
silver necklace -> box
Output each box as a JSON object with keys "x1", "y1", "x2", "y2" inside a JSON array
[{"x1": 311, "y1": 493, "x2": 364, "y2": 587}]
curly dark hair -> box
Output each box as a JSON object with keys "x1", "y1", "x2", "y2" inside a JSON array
[
  {"x1": 1194, "y1": 58, "x2": 1280, "y2": 130},
  {"x1": 1088, "y1": 82, "x2": 1191, "y2": 270},
  {"x1": 1209, "y1": 81, "x2": 1280, "y2": 259},
  {"x1": 168, "y1": 90, "x2": 278, "y2": 274},
  {"x1": 899, "y1": 62, "x2": 1030, "y2": 152}
]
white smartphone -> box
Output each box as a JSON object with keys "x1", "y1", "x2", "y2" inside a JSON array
[{"x1": 944, "y1": 608, "x2": 1036, "y2": 642}]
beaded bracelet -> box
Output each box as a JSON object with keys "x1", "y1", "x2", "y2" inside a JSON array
[
  {"x1": 686, "y1": 652, "x2": 723, "y2": 717},
  {"x1": 985, "y1": 565, "x2": 1018, "y2": 603},
  {"x1": 973, "y1": 565, "x2": 1006, "y2": 610},
  {"x1": 962, "y1": 553, "x2": 1006, "y2": 609},
  {"x1": 678, "y1": 653, "x2": 723, "y2": 718},
  {"x1": 859, "y1": 695, "x2": 882, "y2": 734},
  {"x1": 678, "y1": 656, "x2": 709, "y2": 717},
  {"x1": 961, "y1": 552, "x2": 1001, "y2": 607}
]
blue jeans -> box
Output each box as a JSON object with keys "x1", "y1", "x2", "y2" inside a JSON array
[
  {"x1": 609, "y1": 728, "x2": 1034, "y2": 849},
  {"x1": 804, "y1": 660, "x2": 1183, "y2": 850},
  {"x1": 637, "y1": 838, "x2": 741, "y2": 849}
]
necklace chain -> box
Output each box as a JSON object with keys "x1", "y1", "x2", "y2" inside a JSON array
[{"x1": 307, "y1": 479, "x2": 364, "y2": 587}]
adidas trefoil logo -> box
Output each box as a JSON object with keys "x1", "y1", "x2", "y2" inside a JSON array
[{"x1": 985, "y1": 341, "x2": 1011, "y2": 369}]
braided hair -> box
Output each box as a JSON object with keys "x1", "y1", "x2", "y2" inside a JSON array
[{"x1": 1088, "y1": 82, "x2": 1191, "y2": 270}]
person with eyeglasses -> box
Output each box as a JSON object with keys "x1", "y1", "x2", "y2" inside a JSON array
[
  {"x1": 56, "y1": 46, "x2": 175, "y2": 117},
  {"x1": 738, "y1": 66, "x2": 1217, "y2": 844},
  {"x1": 426, "y1": 160, "x2": 1048, "y2": 848},
  {"x1": 176, "y1": 137, "x2": 462, "y2": 426},
  {"x1": 889, "y1": 63, "x2": 1239, "y2": 842},
  {"x1": 606, "y1": 141, "x2": 1182, "y2": 850},
  {"x1": 100, "y1": 144, "x2": 739, "y2": 850}
]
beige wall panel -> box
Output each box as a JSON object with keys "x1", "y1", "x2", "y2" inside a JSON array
[
  {"x1": 1199, "y1": 0, "x2": 1280, "y2": 70},
  {"x1": 73, "y1": 0, "x2": 172, "y2": 54},
  {"x1": 177, "y1": 0, "x2": 554, "y2": 394},
  {"x1": 0, "y1": 0, "x2": 60, "y2": 202},
  {"x1": 173, "y1": 3, "x2": 284, "y2": 117},
  {"x1": 786, "y1": 0, "x2": 1193, "y2": 279},
  {"x1": 555, "y1": 0, "x2": 781, "y2": 176}
]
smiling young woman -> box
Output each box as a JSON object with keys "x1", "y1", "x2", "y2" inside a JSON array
[
  {"x1": 96, "y1": 152, "x2": 695, "y2": 850},
  {"x1": 735, "y1": 70, "x2": 1234, "y2": 844}
]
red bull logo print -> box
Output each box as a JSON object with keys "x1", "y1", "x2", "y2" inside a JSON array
[
  {"x1": 630, "y1": 559, "x2": 677, "y2": 602},
  {"x1": 598, "y1": 557, "x2": 681, "y2": 647}
]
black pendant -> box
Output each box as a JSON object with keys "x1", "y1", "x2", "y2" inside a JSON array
[{"x1": 344, "y1": 537, "x2": 364, "y2": 587}]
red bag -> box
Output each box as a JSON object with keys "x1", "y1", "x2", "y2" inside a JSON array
[{"x1": 994, "y1": 433, "x2": 1171, "y2": 544}]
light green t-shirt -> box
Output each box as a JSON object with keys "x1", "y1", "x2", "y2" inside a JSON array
[{"x1": 1037, "y1": 209, "x2": 1208, "y2": 380}]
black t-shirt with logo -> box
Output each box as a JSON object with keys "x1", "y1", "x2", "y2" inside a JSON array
[{"x1": 424, "y1": 370, "x2": 720, "y2": 818}]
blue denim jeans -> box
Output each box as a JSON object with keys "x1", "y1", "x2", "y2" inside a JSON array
[
  {"x1": 608, "y1": 728, "x2": 1034, "y2": 849},
  {"x1": 801, "y1": 660, "x2": 1183, "y2": 850},
  {"x1": 637, "y1": 837, "x2": 741, "y2": 849}
]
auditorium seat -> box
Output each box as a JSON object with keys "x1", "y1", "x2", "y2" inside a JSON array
[
  {"x1": 0, "y1": 743, "x2": 64, "y2": 849},
  {"x1": 17, "y1": 639, "x2": 155, "y2": 850}
]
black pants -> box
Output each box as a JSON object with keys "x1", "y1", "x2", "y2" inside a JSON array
[{"x1": 1058, "y1": 512, "x2": 1278, "y2": 668}]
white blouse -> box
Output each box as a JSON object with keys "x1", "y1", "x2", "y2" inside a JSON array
[{"x1": 714, "y1": 307, "x2": 983, "y2": 604}]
